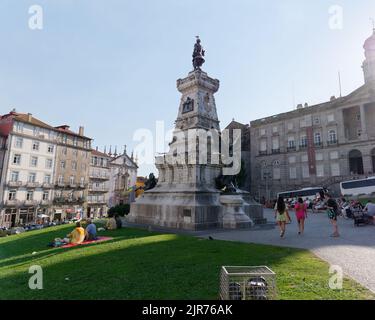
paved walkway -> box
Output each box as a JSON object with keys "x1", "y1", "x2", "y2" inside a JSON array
[{"x1": 203, "y1": 209, "x2": 375, "y2": 293}]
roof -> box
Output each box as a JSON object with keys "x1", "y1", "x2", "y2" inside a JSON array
[
  {"x1": 1, "y1": 111, "x2": 92, "y2": 140},
  {"x1": 110, "y1": 153, "x2": 138, "y2": 169},
  {"x1": 250, "y1": 85, "x2": 367, "y2": 127},
  {"x1": 91, "y1": 149, "x2": 111, "y2": 158}
]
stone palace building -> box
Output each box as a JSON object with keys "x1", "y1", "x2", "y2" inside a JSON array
[{"x1": 250, "y1": 29, "x2": 375, "y2": 200}]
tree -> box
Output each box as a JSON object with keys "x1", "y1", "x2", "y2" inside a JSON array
[
  {"x1": 235, "y1": 159, "x2": 247, "y2": 189},
  {"x1": 108, "y1": 204, "x2": 130, "y2": 217}
]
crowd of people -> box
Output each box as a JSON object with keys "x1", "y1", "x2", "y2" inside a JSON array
[{"x1": 273, "y1": 192, "x2": 375, "y2": 239}]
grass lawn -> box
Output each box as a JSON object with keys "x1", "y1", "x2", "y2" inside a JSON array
[{"x1": 0, "y1": 223, "x2": 373, "y2": 300}]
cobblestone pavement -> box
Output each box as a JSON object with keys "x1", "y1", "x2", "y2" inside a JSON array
[{"x1": 202, "y1": 209, "x2": 375, "y2": 293}]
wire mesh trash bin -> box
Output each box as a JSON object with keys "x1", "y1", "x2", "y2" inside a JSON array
[{"x1": 220, "y1": 266, "x2": 276, "y2": 300}]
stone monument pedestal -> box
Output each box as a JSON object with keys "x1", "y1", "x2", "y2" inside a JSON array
[{"x1": 220, "y1": 195, "x2": 253, "y2": 229}]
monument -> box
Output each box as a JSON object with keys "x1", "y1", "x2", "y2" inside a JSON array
[{"x1": 127, "y1": 37, "x2": 262, "y2": 230}]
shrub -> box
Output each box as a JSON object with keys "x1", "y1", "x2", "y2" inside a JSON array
[{"x1": 108, "y1": 204, "x2": 131, "y2": 217}]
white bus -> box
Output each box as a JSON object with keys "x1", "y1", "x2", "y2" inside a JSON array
[
  {"x1": 277, "y1": 187, "x2": 325, "y2": 201},
  {"x1": 340, "y1": 177, "x2": 375, "y2": 197}
]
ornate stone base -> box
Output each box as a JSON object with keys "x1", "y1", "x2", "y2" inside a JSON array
[
  {"x1": 127, "y1": 187, "x2": 222, "y2": 231},
  {"x1": 220, "y1": 195, "x2": 253, "y2": 229}
]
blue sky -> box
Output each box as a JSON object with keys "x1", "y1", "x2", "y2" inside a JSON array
[{"x1": 0, "y1": 0, "x2": 374, "y2": 176}]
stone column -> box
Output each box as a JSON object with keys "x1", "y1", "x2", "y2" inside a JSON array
[{"x1": 360, "y1": 105, "x2": 368, "y2": 140}]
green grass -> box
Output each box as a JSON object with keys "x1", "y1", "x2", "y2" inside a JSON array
[{"x1": 0, "y1": 223, "x2": 373, "y2": 300}]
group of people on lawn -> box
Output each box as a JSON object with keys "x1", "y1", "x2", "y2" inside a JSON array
[{"x1": 56, "y1": 215, "x2": 122, "y2": 246}]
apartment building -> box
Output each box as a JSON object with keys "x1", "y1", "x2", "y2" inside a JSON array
[
  {"x1": 250, "y1": 30, "x2": 375, "y2": 200},
  {"x1": 0, "y1": 112, "x2": 57, "y2": 228},
  {"x1": 53, "y1": 125, "x2": 91, "y2": 221},
  {"x1": 87, "y1": 149, "x2": 111, "y2": 218}
]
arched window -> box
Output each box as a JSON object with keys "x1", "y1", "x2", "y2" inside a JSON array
[{"x1": 314, "y1": 132, "x2": 321, "y2": 145}]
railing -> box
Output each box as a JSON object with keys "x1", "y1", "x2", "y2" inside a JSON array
[
  {"x1": 87, "y1": 199, "x2": 107, "y2": 205},
  {"x1": 299, "y1": 144, "x2": 308, "y2": 150},
  {"x1": 327, "y1": 139, "x2": 339, "y2": 146},
  {"x1": 258, "y1": 151, "x2": 268, "y2": 156},
  {"x1": 55, "y1": 182, "x2": 65, "y2": 188},
  {"x1": 7, "y1": 181, "x2": 23, "y2": 188},
  {"x1": 4, "y1": 200, "x2": 20, "y2": 206},
  {"x1": 89, "y1": 186, "x2": 109, "y2": 192},
  {"x1": 42, "y1": 183, "x2": 54, "y2": 189},
  {"x1": 40, "y1": 200, "x2": 52, "y2": 206},
  {"x1": 271, "y1": 149, "x2": 280, "y2": 154},
  {"x1": 26, "y1": 182, "x2": 41, "y2": 188},
  {"x1": 89, "y1": 174, "x2": 110, "y2": 180},
  {"x1": 287, "y1": 146, "x2": 296, "y2": 152},
  {"x1": 53, "y1": 197, "x2": 86, "y2": 205},
  {"x1": 23, "y1": 200, "x2": 38, "y2": 207},
  {"x1": 314, "y1": 142, "x2": 323, "y2": 148}
]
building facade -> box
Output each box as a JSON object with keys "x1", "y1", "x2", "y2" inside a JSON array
[
  {"x1": 108, "y1": 149, "x2": 138, "y2": 207},
  {"x1": 250, "y1": 30, "x2": 375, "y2": 200},
  {"x1": 87, "y1": 149, "x2": 111, "y2": 218},
  {"x1": 53, "y1": 125, "x2": 91, "y2": 221},
  {"x1": 0, "y1": 112, "x2": 57, "y2": 228}
]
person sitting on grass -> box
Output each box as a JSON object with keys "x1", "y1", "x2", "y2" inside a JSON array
[
  {"x1": 67, "y1": 222, "x2": 85, "y2": 244},
  {"x1": 106, "y1": 215, "x2": 118, "y2": 230},
  {"x1": 85, "y1": 219, "x2": 97, "y2": 241}
]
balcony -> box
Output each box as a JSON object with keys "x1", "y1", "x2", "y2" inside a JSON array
[
  {"x1": 287, "y1": 146, "x2": 296, "y2": 152},
  {"x1": 89, "y1": 186, "x2": 109, "y2": 193},
  {"x1": 4, "y1": 200, "x2": 20, "y2": 207},
  {"x1": 89, "y1": 173, "x2": 110, "y2": 180},
  {"x1": 87, "y1": 199, "x2": 107, "y2": 205},
  {"x1": 53, "y1": 197, "x2": 86, "y2": 205},
  {"x1": 69, "y1": 183, "x2": 77, "y2": 189},
  {"x1": 42, "y1": 183, "x2": 54, "y2": 189},
  {"x1": 23, "y1": 200, "x2": 38, "y2": 207},
  {"x1": 26, "y1": 182, "x2": 41, "y2": 188},
  {"x1": 55, "y1": 182, "x2": 66, "y2": 188},
  {"x1": 7, "y1": 181, "x2": 23, "y2": 188},
  {"x1": 271, "y1": 148, "x2": 280, "y2": 154},
  {"x1": 258, "y1": 151, "x2": 268, "y2": 156},
  {"x1": 314, "y1": 142, "x2": 323, "y2": 148},
  {"x1": 327, "y1": 139, "x2": 339, "y2": 146},
  {"x1": 299, "y1": 144, "x2": 308, "y2": 150},
  {"x1": 40, "y1": 200, "x2": 52, "y2": 206}
]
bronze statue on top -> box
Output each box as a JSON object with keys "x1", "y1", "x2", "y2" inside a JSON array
[{"x1": 192, "y1": 36, "x2": 205, "y2": 70}]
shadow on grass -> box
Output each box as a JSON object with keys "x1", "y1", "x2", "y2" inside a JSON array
[{"x1": 1, "y1": 230, "x2": 373, "y2": 300}]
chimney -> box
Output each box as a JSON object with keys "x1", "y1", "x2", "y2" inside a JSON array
[
  {"x1": 296, "y1": 104, "x2": 303, "y2": 109},
  {"x1": 79, "y1": 126, "x2": 84, "y2": 136},
  {"x1": 330, "y1": 95, "x2": 336, "y2": 101},
  {"x1": 27, "y1": 113, "x2": 32, "y2": 122},
  {"x1": 304, "y1": 103, "x2": 309, "y2": 108}
]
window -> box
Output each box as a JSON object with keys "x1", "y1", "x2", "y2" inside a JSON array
[
  {"x1": 80, "y1": 177, "x2": 85, "y2": 186},
  {"x1": 273, "y1": 168, "x2": 281, "y2": 180},
  {"x1": 63, "y1": 135, "x2": 68, "y2": 144},
  {"x1": 47, "y1": 145, "x2": 54, "y2": 153},
  {"x1": 44, "y1": 175, "x2": 51, "y2": 184},
  {"x1": 73, "y1": 149, "x2": 78, "y2": 157},
  {"x1": 327, "y1": 114, "x2": 335, "y2": 123},
  {"x1": 260, "y1": 129, "x2": 266, "y2": 136},
  {"x1": 15, "y1": 122, "x2": 23, "y2": 133},
  {"x1": 313, "y1": 116, "x2": 320, "y2": 125},
  {"x1": 330, "y1": 151, "x2": 339, "y2": 160},
  {"x1": 33, "y1": 127, "x2": 40, "y2": 136},
  {"x1": 357, "y1": 129, "x2": 362, "y2": 138},
  {"x1": 272, "y1": 137, "x2": 279, "y2": 150},
  {"x1": 317, "y1": 164, "x2": 325, "y2": 177},
  {"x1": 58, "y1": 175, "x2": 64, "y2": 184},
  {"x1": 62, "y1": 147, "x2": 67, "y2": 155},
  {"x1": 272, "y1": 126, "x2": 278, "y2": 133},
  {"x1": 10, "y1": 171, "x2": 19, "y2": 182},
  {"x1": 32, "y1": 141, "x2": 39, "y2": 151},
  {"x1": 260, "y1": 140, "x2": 267, "y2": 152},
  {"x1": 28, "y1": 173, "x2": 36, "y2": 183},
  {"x1": 45, "y1": 159, "x2": 52, "y2": 169},
  {"x1": 60, "y1": 161, "x2": 66, "y2": 169},
  {"x1": 302, "y1": 165, "x2": 310, "y2": 179},
  {"x1": 287, "y1": 136, "x2": 295, "y2": 148},
  {"x1": 289, "y1": 156, "x2": 296, "y2": 164},
  {"x1": 331, "y1": 163, "x2": 340, "y2": 176},
  {"x1": 73, "y1": 137, "x2": 78, "y2": 146},
  {"x1": 328, "y1": 130, "x2": 337, "y2": 143},
  {"x1": 289, "y1": 167, "x2": 297, "y2": 179},
  {"x1": 26, "y1": 191, "x2": 34, "y2": 201},
  {"x1": 42, "y1": 191, "x2": 49, "y2": 201},
  {"x1": 30, "y1": 156, "x2": 38, "y2": 167},
  {"x1": 301, "y1": 154, "x2": 308, "y2": 162},
  {"x1": 316, "y1": 153, "x2": 324, "y2": 161},
  {"x1": 8, "y1": 190, "x2": 16, "y2": 200},
  {"x1": 81, "y1": 164, "x2": 86, "y2": 171},
  {"x1": 72, "y1": 161, "x2": 77, "y2": 171},
  {"x1": 13, "y1": 154, "x2": 21, "y2": 165},
  {"x1": 15, "y1": 137, "x2": 23, "y2": 148},
  {"x1": 70, "y1": 176, "x2": 75, "y2": 185},
  {"x1": 287, "y1": 123, "x2": 294, "y2": 130},
  {"x1": 300, "y1": 135, "x2": 308, "y2": 148},
  {"x1": 356, "y1": 114, "x2": 361, "y2": 121},
  {"x1": 314, "y1": 132, "x2": 321, "y2": 145}
]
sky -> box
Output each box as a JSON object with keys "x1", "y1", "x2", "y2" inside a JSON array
[{"x1": 0, "y1": 0, "x2": 374, "y2": 176}]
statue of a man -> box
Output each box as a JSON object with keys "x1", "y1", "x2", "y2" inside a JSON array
[{"x1": 192, "y1": 37, "x2": 205, "y2": 70}]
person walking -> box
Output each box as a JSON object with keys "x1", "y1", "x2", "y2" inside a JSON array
[
  {"x1": 294, "y1": 198, "x2": 308, "y2": 235},
  {"x1": 274, "y1": 196, "x2": 291, "y2": 238},
  {"x1": 324, "y1": 193, "x2": 340, "y2": 238}
]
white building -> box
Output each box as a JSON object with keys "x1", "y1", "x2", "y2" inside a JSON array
[
  {"x1": 0, "y1": 112, "x2": 57, "y2": 228},
  {"x1": 108, "y1": 148, "x2": 138, "y2": 207}
]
